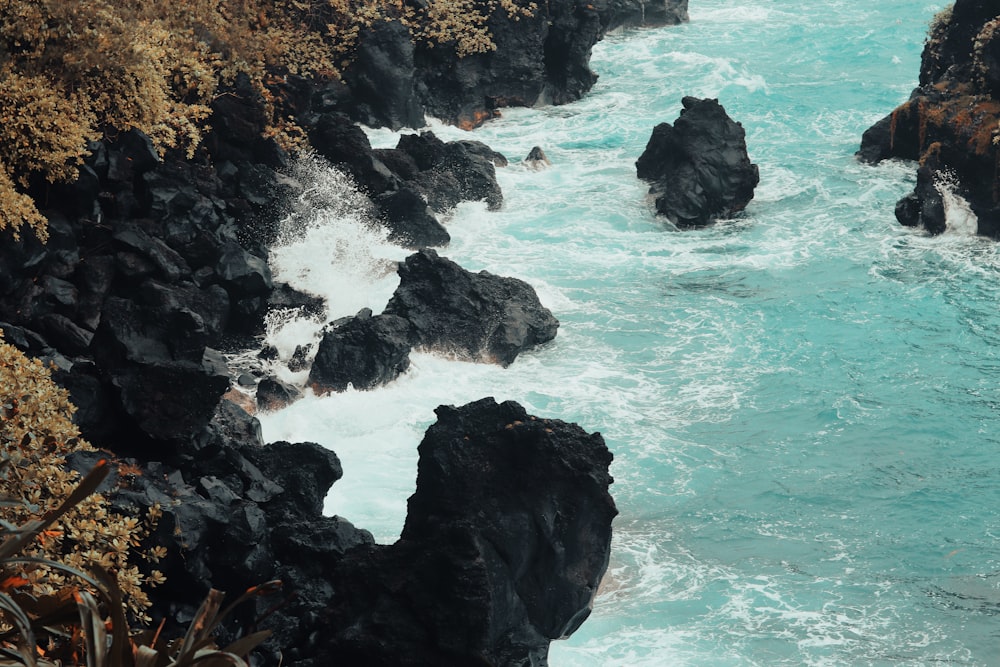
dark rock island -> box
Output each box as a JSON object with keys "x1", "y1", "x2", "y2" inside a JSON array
[{"x1": 637, "y1": 97, "x2": 759, "y2": 228}]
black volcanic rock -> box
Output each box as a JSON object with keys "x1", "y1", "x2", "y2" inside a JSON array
[
  {"x1": 339, "y1": 0, "x2": 688, "y2": 129},
  {"x1": 384, "y1": 249, "x2": 558, "y2": 366},
  {"x1": 395, "y1": 132, "x2": 505, "y2": 211},
  {"x1": 341, "y1": 19, "x2": 424, "y2": 130},
  {"x1": 308, "y1": 112, "x2": 398, "y2": 196},
  {"x1": 307, "y1": 308, "x2": 415, "y2": 393},
  {"x1": 637, "y1": 96, "x2": 759, "y2": 227},
  {"x1": 256, "y1": 377, "x2": 302, "y2": 411},
  {"x1": 304, "y1": 114, "x2": 504, "y2": 247},
  {"x1": 524, "y1": 146, "x2": 551, "y2": 169},
  {"x1": 858, "y1": 1, "x2": 1000, "y2": 237},
  {"x1": 0, "y1": 6, "x2": 645, "y2": 660},
  {"x1": 895, "y1": 166, "x2": 947, "y2": 235},
  {"x1": 317, "y1": 398, "x2": 617, "y2": 666},
  {"x1": 373, "y1": 187, "x2": 451, "y2": 248}
]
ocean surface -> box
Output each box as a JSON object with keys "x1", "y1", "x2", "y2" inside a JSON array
[{"x1": 255, "y1": 1, "x2": 1000, "y2": 664}]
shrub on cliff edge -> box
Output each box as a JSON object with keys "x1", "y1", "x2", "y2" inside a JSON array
[{"x1": 0, "y1": 0, "x2": 536, "y2": 241}]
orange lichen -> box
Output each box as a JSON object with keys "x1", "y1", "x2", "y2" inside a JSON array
[{"x1": 457, "y1": 108, "x2": 498, "y2": 130}]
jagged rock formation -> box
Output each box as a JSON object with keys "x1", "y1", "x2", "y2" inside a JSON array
[
  {"x1": 308, "y1": 250, "x2": 560, "y2": 393},
  {"x1": 308, "y1": 308, "x2": 414, "y2": 393},
  {"x1": 0, "y1": 2, "x2": 627, "y2": 662},
  {"x1": 384, "y1": 249, "x2": 559, "y2": 367},
  {"x1": 307, "y1": 116, "x2": 507, "y2": 248},
  {"x1": 65, "y1": 396, "x2": 615, "y2": 667},
  {"x1": 65, "y1": 399, "x2": 375, "y2": 663},
  {"x1": 315, "y1": 398, "x2": 617, "y2": 666},
  {"x1": 339, "y1": 0, "x2": 690, "y2": 129},
  {"x1": 858, "y1": 1, "x2": 1000, "y2": 236},
  {"x1": 636, "y1": 97, "x2": 760, "y2": 227}
]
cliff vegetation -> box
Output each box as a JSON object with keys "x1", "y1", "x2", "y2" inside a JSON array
[
  {"x1": 0, "y1": 332, "x2": 161, "y2": 620},
  {"x1": 0, "y1": 0, "x2": 535, "y2": 241}
]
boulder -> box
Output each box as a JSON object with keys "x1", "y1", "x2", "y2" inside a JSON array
[
  {"x1": 256, "y1": 377, "x2": 302, "y2": 412},
  {"x1": 251, "y1": 440, "x2": 342, "y2": 519},
  {"x1": 90, "y1": 296, "x2": 232, "y2": 441},
  {"x1": 384, "y1": 249, "x2": 558, "y2": 366},
  {"x1": 373, "y1": 188, "x2": 451, "y2": 248},
  {"x1": 895, "y1": 166, "x2": 948, "y2": 235},
  {"x1": 524, "y1": 146, "x2": 551, "y2": 170},
  {"x1": 395, "y1": 132, "x2": 505, "y2": 211},
  {"x1": 316, "y1": 398, "x2": 617, "y2": 665},
  {"x1": 636, "y1": 97, "x2": 759, "y2": 227},
  {"x1": 307, "y1": 308, "x2": 414, "y2": 393},
  {"x1": 307, "y1": 112, "x2": 398, "y2": 196}
]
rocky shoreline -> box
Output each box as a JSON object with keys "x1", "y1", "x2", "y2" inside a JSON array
[
  {"x1": 0, "y1": 1, "x2": 686, "y2": 663},
  {"x1": 858, "y1": 0, "x2": 1000, "y2": 237}
]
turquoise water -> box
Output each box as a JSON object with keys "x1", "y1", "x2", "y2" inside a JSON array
[{"x1": 259, "y1": 1, "x2": 1000, "y2": 663}]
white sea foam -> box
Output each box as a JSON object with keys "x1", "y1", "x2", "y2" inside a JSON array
[
  {"x1": 936, "y1": 173, "x2": 979, "y2": 237},
  {"x1": 270, "y1": 155, "x2": 406, "y2": 318}
]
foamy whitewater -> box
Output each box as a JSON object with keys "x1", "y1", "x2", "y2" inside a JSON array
[{"x1": 257, "y1": 1, "x2": 1000, "y2": 664}]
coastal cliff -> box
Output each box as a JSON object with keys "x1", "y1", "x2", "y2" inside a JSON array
[{"x1": 858, "y1": 0, "x2": 1000, "y2": 236}]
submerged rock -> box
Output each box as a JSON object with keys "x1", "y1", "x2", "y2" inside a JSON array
[
  {"x1": 384, "y1": 249, "x2": 559, "y2": 366},
  {"x1": 524, "y1": 146, "x2": 552, "y2": 170},
  {"x1": 317, "y1": 397, "x2": 617, "y2": 665},
  {"x1": 636, "y1": 97, "x2": 759, "y2": 227}
]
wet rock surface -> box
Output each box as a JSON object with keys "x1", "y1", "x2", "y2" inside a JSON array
[
  {"x1": 858, "y1": 0, "x2": 1000, "y2": 236},
  {"x1": 315, "y1": 398, "x2": 617, "y2": 666},
  {"x1": 308, "y1": 308, "x2": 415, "y2": 393},
  {"x1": 637, "y1": 96, "x2": 759, "y2": 227},
  {"x1": 0, "y1": 4, "x2": 633, "y2": 661},
  {"x1": 346, "y1": 0, "x2": 691, "y2": 130},
  {"x1": 384, "y1": 249, "x2": 559, "y2": 367}
]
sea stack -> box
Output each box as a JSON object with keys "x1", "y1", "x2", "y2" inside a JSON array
[{"x1": 636, "y1": 96, "x2": 759, "y2": 228}]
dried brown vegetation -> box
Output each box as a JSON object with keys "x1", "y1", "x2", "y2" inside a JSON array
[
  {"x1": 0, "y1": 333, "x2": 162, "y2": 621},
  {"x1": 0, "y1": 0, "x2": 535, "y2": 241}
]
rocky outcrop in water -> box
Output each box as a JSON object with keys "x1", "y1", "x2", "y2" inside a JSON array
[
  {"x1": 64, "y1": 396, "x2": 614, "y2": 666},
  {"x1": 315, "y1": 398, "x2": 617, "y2": 666},
  {"x1": 858, "y1": 0, "x2": 1000, "y2": 237},
  {"x1": 307, "y1": 114, "x2": 507, "y2": 248},
  {"x1": 308, "y1": 308, "x2": 414, "y2": 393},
  {"x1": 307, "y1": 249, "x2": 560, "y2": 392},
  {"x1": 384, "y1": 249, "x2": 559, "y2": 367},
  {"x1": 637, "y1": 97, "x2": 759, "y2": 227}
]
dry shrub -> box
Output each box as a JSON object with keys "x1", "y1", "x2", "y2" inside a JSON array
[
  {"x1": 0, "y1": 333, "x2": 163, "y2": 621},
  {"x1": 0, "y1": 0, "x2": 536, "y2": 240},
  {"x1": 0, "y1": 0, "x2": 336, "y2": 240}
]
